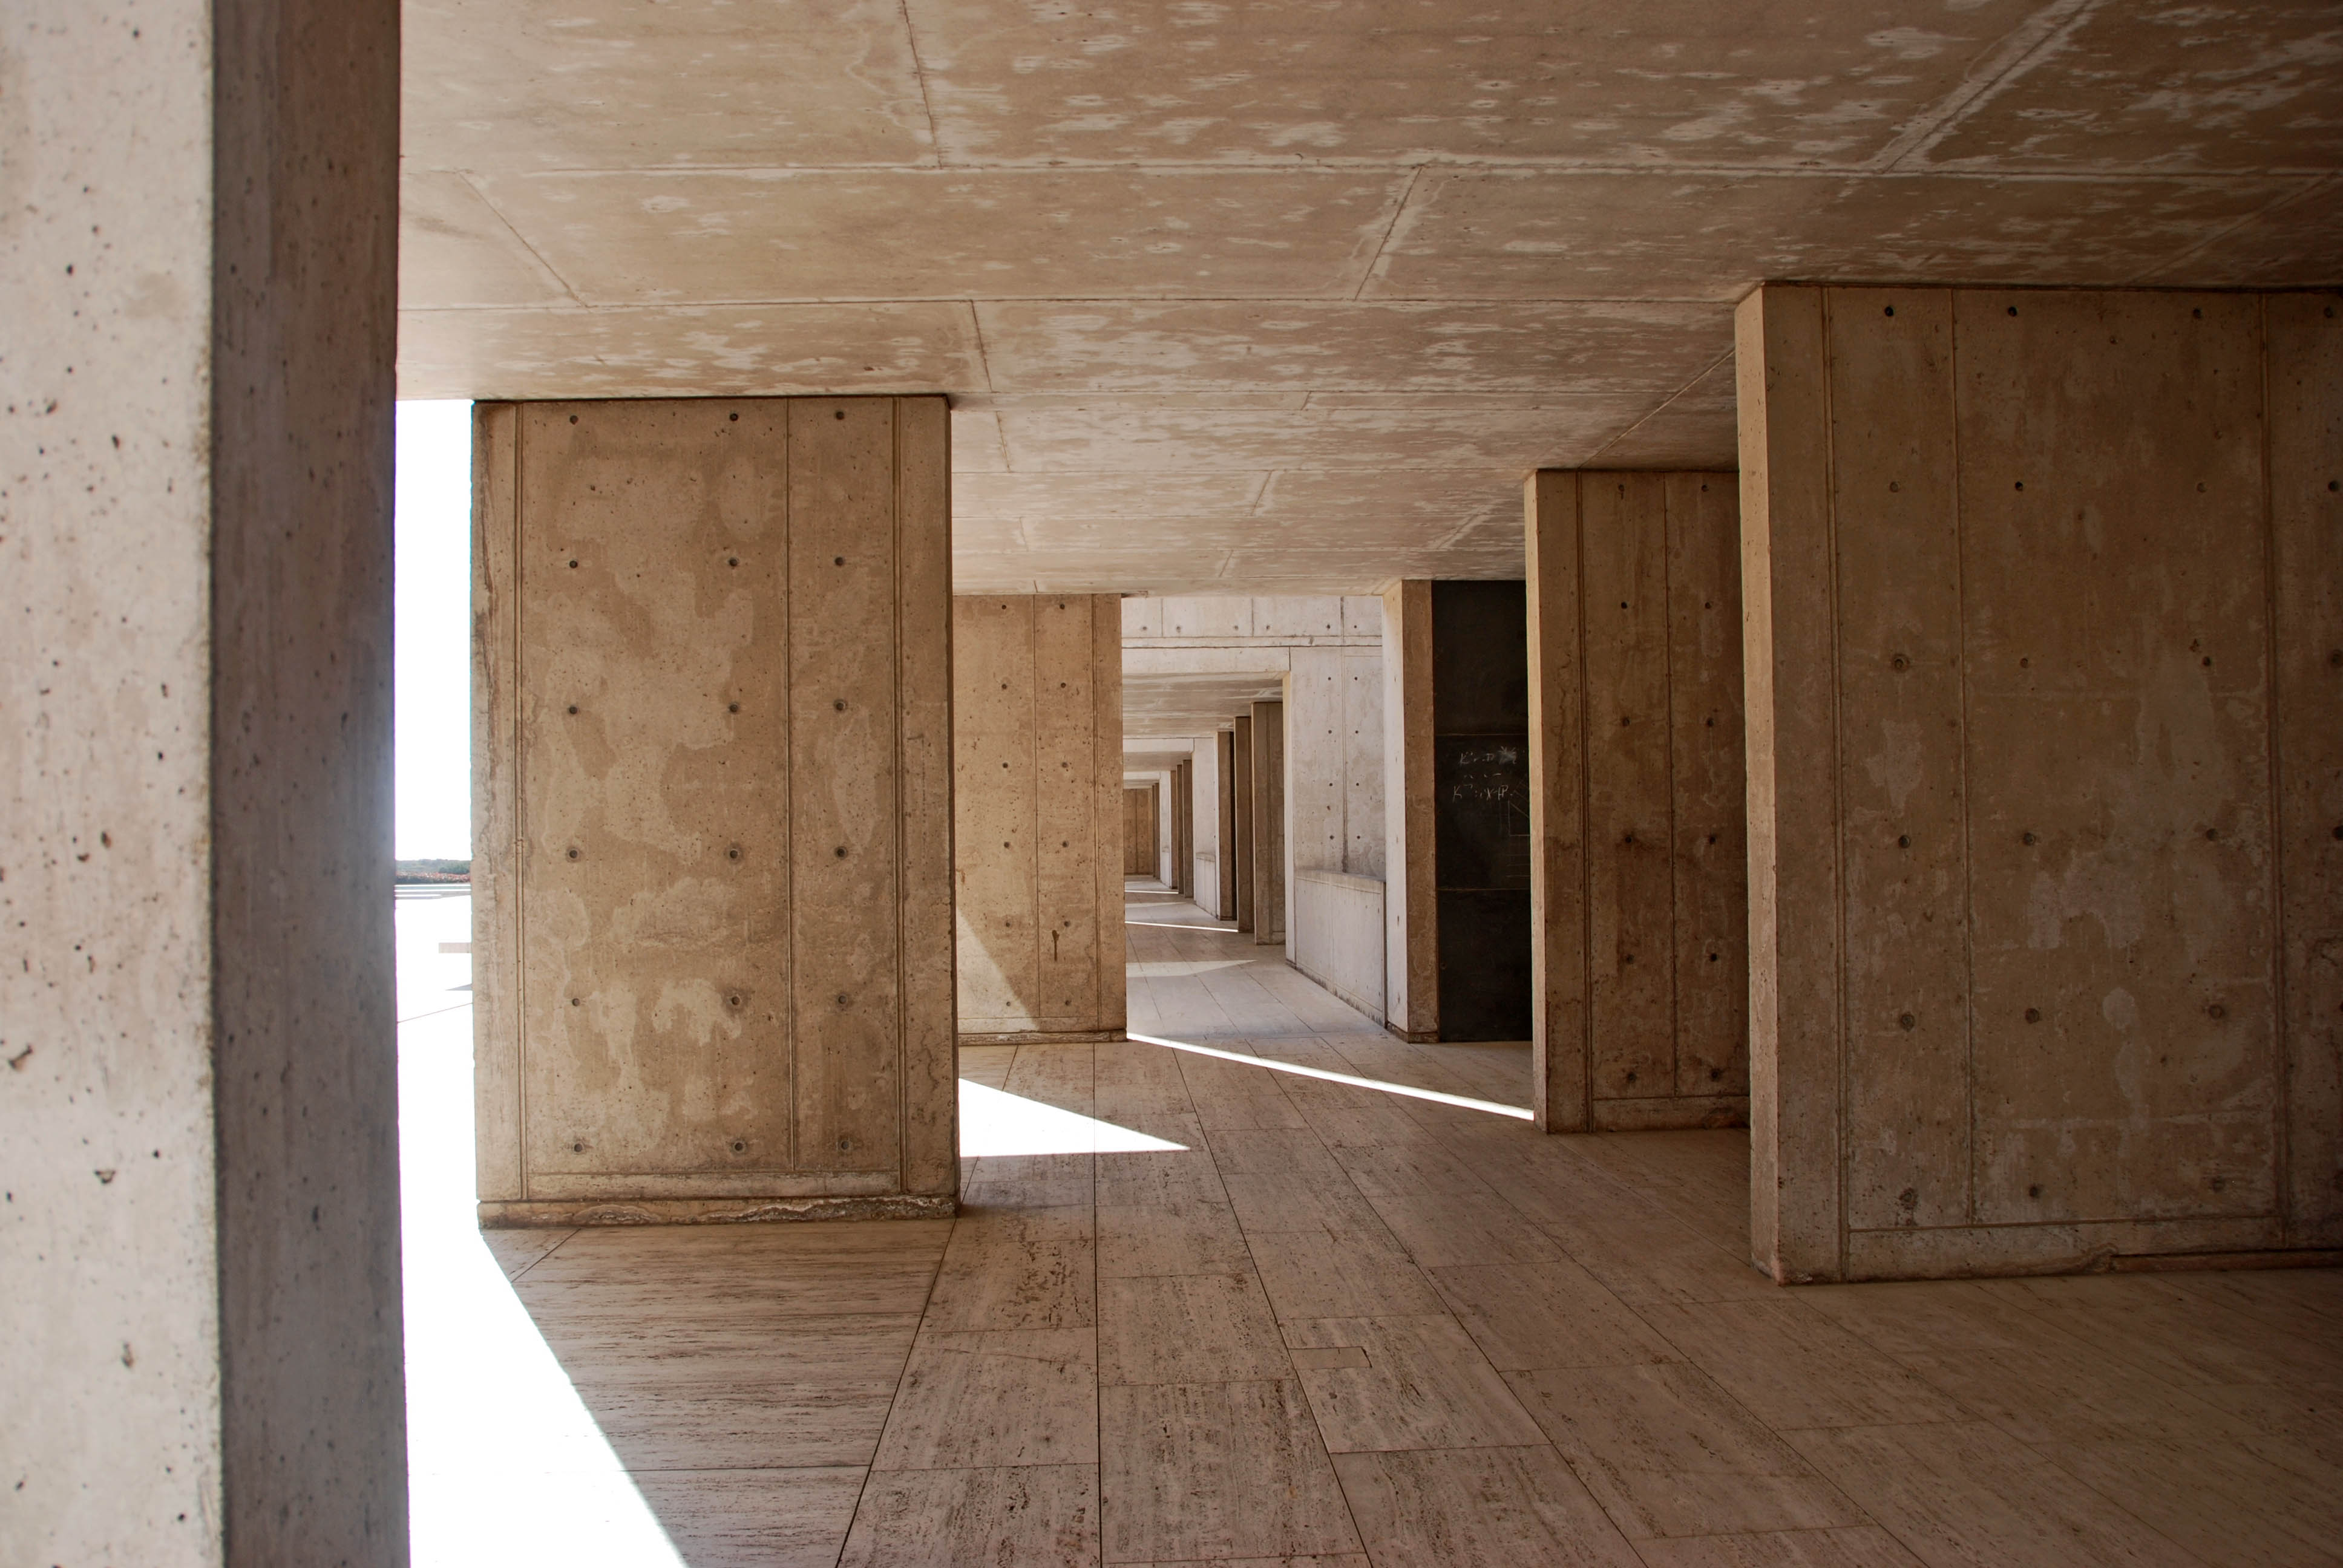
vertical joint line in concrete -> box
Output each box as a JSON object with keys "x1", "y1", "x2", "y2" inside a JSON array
[
  {"x1": 1576, "y1": 476, "x2": 1595, "y2": 1130},
  {"x1": 894, "y1": 400, "x2": 909, "y2": 1185},
  {"x1": 782, "y1": 403, "x2": 799, "y2": 1169},
  {"x1": 1820, "y1": 290, "x2": 1851, "y2": 1278},
  {"x1": 1950, "y1": 290, "x2": 1978, "y2": 1227},
  {"x1": 513, "y1": 408, "x2": 531, "y2": 1201},
  {"x1": 1661, "y1": 477, "x2": 1682, "y2": 1099},
  {"x1": 2257, "y1": 298, "x2": 2292, "y2": 1238}
]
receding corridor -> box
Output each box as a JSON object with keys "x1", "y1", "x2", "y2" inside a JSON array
[{"x1": 401, "y1": 890, "x2": 2343, "y2": 1567}]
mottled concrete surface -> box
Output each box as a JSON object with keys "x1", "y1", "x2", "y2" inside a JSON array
[
  {"x1": 473, "y1": 397, "x2": 957, "y2": 1223},
  {"x1": 398, "y1": 1, "x2": 2341, "y2": 593},
  {"x1": 1739, "y1": 284, "x2": 2343, "y2": 1281}
]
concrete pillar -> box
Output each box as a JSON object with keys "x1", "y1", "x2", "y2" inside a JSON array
[
  {"x1": 1, "y1": 2, "x2": 405, "y2": 1560},
  {"x1": 1153, "y1": 769, "x2": 1178, "y2": 884},
  {"x1": 1190, "y1": 734, "x2": 1224, "y2": 916},
  {"x1": 954, "y1": 595, "x2": 1127, "y2": 1045},
  {"x1": 1232, "y1": 716, "x2": 1256, "y2": 930},
  {"x1": 1215, "y1": 732, "x2": 1239, "y2": 919},
  {"x1": 1122, "y1": 785, "x2": 1155, "y2": 877},
  {"x1": 473, "y1": 396, "x2": 956, "y2": 1224},
  {"x1": 1738, "y1": 283, "x2": 2342, "y2": 1282},
  {"x1": 1382, "y1": 581, "x2": 1440, "y2": 1040},
  {"x1": 1525, "y1": 471, "x2": 1748, "y2": 1134},
  {"x1": 1170, "y1": 760, "x2": 1188, "y2": 896},
  {"x1": 1250, "y1": 699, "x2": 1288, "y2": 946}
]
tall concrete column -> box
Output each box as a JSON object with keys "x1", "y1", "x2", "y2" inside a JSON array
[
  {"x1": 1215, "y1": 731, "x2": 1239, "y2": 918},
  {"x1": 1173, "y1": 759, "x2": 1193, "y2": 897},
  {"x1": 1738, "y1": 283, "x2": 2342, "y2": 1282},
  {"x1": 473, "y1": 397, "x2": 956, "y2": 1224},
  {"x1": 2, "y1": 2, "x2": 405, "y2": 1560},
  {"x1": 1232, "y1": 715, "x2": 1256, "y2": 931},
  {"x1": 1525, "y1": 471, "x2": 1747, "y2": 1133},
  {"x1": 954, "y1": 595, "x2": 1127, "y2": 1045},
  {"x1": 1190, "y1": 733, "x2": 1225, "y2": 916},
  {"x1": 1381, "y1": 581, "x2": 1439, "y2": 1040},
  {"x1": 1250, "y1": 699, "x2": 1287, "y2": 946}
]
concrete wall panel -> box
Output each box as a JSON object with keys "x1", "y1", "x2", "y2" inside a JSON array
[
  {"x1": 1345, "y1": 650, "x2": 1388, "y2": 878},
  {"x1": 1251, "y1": 699, "x2": 1287, "y2": 945},
  {"x1": 1294, "y1": 871, "x2": 1389, "y2": 1022},
  {"x1": 2270, "y1": 295, "x2": 2343, "y2": 1246},
  {"x1": 1233, "y1": 717, "x2": 1256, "y2": 930},
  {"x1": 1190, "y1": 730, "x2": 1224, "y2": 916},
  {"x1": 957, "y1": 598, "x2": 1041, "y2": 1027},
  {"x1": 476, "y1": 395, "x2": 955, "y2": 1223},
  {"x1": 1823, "y1": 289, "x2": 1971, "y2": 1233},
  {"x1": 1667, "y1": 474, "x2": 1749, "y2": 1101},
  {"x1": 1525, "y1": 475, "x2": 1590, "y2": 1128},
  {"x1": 1581, "y1": 477, "x2": 1677, "y2": 1099},
  {"x1": 475, "y1": 403, "x2": 526, "y2": 1204},
  {"x1": 896, "y1": 396, "x2": 958, "y2": 1195},
  {"x1": 1738, "y1": 285, "x2": 1843, "y2": 1282},
  {"x1": 1216, "y1": 731, "x2": 1239, "y2": 918},
  {"x1": 1958, "y1": 292, "x2": 2275, "y2": 1227},
  {"x1": 1383, "y1": 581, "x2": 1440, "y2": 1039},
  {"x1": 1037, "y1": 596, "x2": 1109, "y2": 1017},
  {"x1": 790, "y1": 398, "x2": 906, "y2": 1175},
  {"x1": 1740, "y1": 283, "x2": 2342, "y2": 1281}
]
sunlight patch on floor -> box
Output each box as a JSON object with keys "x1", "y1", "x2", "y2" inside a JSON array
[
  {"x1": 398, "y1": 897, "x2": 687, "y2": 1568},
  {"x1": 1129, "y1": 1029, "x2": 1535, "y2": 1120},
  {"x1": 1126, "y1": 958, "x2": 1254, "y2": 977},
  {"x1": 958, "y1": 1079, "x2": 1188, "y2": 1155}
]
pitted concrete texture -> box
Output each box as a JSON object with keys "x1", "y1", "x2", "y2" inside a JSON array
[
  {"x1": 1737, "y1": 284, "x2": 2343, "y2": 1281},
  {"x1": 954, "y1": 595, "x2": 1129, "y2": 1041},
  {"x1": 399, "y1": 2, "x2": 2340, "y2": 594},
  {"x1": 5, "y1": 1, "x2": 406, "y2": 1562},
  {"x1": 472, "y1": 396, "x2": 957, "y2": 1223}
]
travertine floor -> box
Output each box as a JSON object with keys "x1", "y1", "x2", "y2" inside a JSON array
[{"x1": 477, "y1": 891, "x2": 2343, "y2": 1567}]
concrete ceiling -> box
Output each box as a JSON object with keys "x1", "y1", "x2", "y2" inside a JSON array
[
  {"x1": 1124, "y1": 670, "x2": 1288, "y2": 735},
  {"x1": 401, "y1": 1, "x2": 2341, "y2": 595}
]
